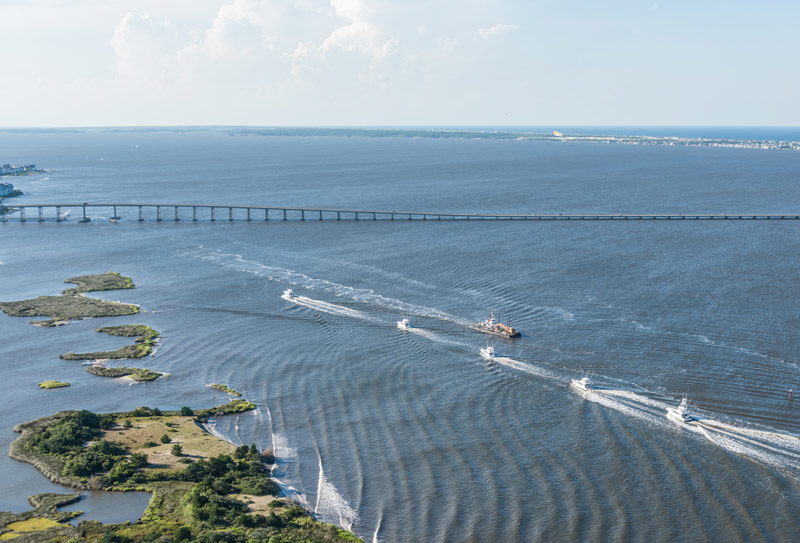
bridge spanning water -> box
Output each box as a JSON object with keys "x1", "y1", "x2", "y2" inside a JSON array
[{"x1": 1, "y1": 203, "x2": 800, "y2": 223}]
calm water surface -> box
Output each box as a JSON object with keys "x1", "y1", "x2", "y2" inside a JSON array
[{"x1": 0, "y1": 130, "x2": 798, "y2": 541}]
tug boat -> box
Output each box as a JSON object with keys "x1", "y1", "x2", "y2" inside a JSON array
[
  {"x1": 475, "y1": 312, "x2": 521, "y2": 338},
  {"x1": 570, "y1": 376, "x2": 593, "y2": 392},
  {"x1": 397, "y1": 318, "x2": 411, "y2": 330},
  {"x1": 666, "y1": 397, "x2": 693, "y2": 423},
  {"x1": 479, "y1": 345, "x2": 495, "y2": 360}
]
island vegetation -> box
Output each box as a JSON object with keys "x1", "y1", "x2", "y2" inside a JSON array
[
  {"x1": 85, "y1": 366, "x2": 163, "y2": 382},
  {"x1": 0, "y1": 493, "x2": 81, "y2": 541},
  {"x1": 61, "y1": 325, "x2": 160, "y2": 361},
  {"x1": 61, "y1": 273, "x2": 135, "y2": 295},
  {"x1": 38, "y1": 381, "x2": 70, "y2": 389},
  {"x1": 208, "y1": 384, "x2": 242, "y2": 397},
  {"x1": 6, "y1": 404, "x2": 361, "y2": 543},
  {"x1": 0, "y1": 273, "x2": 138, "y2": 327}
]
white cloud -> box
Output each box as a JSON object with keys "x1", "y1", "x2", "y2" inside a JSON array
[
  {"x1": 203, "y1": 0, "x2": 273, "y2": 59},
  {"x1": 320, "y1": 0, "x2": 398, "y2": 64},
  {"x1": 110, "y1": 13, "x2": 180, "y2": 84},
  {"x1": 477, "y1": 24, "x2": 517, "y2": 39}
]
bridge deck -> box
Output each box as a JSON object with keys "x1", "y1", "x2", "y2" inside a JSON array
[{"x1": 1, "y1": 203, "x2": 798, "y2": 222}]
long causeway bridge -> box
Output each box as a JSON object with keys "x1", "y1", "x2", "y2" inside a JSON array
[{"x1": 1, "y1": 203, "x2": 799, "y2": 222}]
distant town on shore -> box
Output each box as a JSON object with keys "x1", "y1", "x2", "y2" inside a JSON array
[{"x1": 1, "y1": 163, "x2": 43, "y2": 177}]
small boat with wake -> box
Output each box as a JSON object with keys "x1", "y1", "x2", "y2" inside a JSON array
[
  {"x1": 397, "y1": 318, "x2": 411, "y2": 330},
  {"x1": 666, "y1": 397, "x2": 693, "y2": 423},
  {"x1": 570, "y1": 376, "x2": 593, "y2": 393},
  {"x1": 475, "y1": 313, "x2": 521, "y2": 338},
  {"x1": 479, "y1": 345, "x2": 495, "y2": 360}
]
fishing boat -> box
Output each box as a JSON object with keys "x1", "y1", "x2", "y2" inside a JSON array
[
  {"x1": 397, "y1": 318, "x2": 410, "y2": 330},
  {"x1": 570, "y1": 376, "x2": 593, "y2": 392},
  {"x1": 666, "y1": 397, "x2": 692, "y2": 423},
  {"x1": 475, "y1": 312, "x2": 521, "y2": 338},
  {"x1": 480, "y1": 345, "x2": 495, "y2": 360}
]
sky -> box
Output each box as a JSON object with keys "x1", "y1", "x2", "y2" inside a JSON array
[{"x1": 0, "y1": 0, "x2": 798, "y2": 127}]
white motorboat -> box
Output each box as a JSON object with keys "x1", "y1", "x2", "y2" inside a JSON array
[
  {"x1": 570, "y1": 376, "x2": 593, "y2": 392},
  {"x1": 480, "y1": 345, "x2": 495, "y2": 360},
  {"x1": 283, "y1": 288, "x2": 294, "y2": 298},
  {"x1": 666, "y1": 397, "x2": 692, "y2": 423},
  {"x1": 397, "y1": 318, "x2": 410, "y2": 330}
]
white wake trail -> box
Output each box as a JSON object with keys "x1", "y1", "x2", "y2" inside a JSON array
[
  {"x1": 492, "y1": 356, "x2": 562, "y2": 380},
  {"x1": 193, "y1": 248, "x2": 473, "y2": 326},
  {"x1": 406, "y1": 326, "x2": 468, "y2": 347},
  {"x1": 315, "y1": 456, "x2": 357, "y2": 531},
  {"x1": 579, "y1": 389, "x2": 800, "y2": 475},
  {"x1": 282, "y1": 291, "x2": 375, "y2": 321}
]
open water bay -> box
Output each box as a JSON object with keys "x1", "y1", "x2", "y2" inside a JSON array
[{"x1": 1, "y1": 129, "x2": 799, "y2": 541}]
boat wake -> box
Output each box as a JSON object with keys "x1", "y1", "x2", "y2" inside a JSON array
[
  {"x1": 405, "y1": 326, "x2": 466, "y2": 347},
  {"x1": 492, "y1": 356, "x2": 562, "y2": 381},
  {"x1": 192, "y1": 248, "x2": 473, "y2": 326},
  {"x1": 314, "y1": 456, "x2": 358, "y2": 531},
  {"x1": 581, "y1": 389, "x2": 800, "y2": 475},
  {"x1": 272, "y1": 433, "x2": 298, "y2": 460},
  {"x1": 282, "y1": 290, "x2": 374, "y2": 321}
]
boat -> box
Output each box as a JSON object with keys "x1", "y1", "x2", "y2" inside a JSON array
[
  {"x1": 479, "y1": 345, "x2": 495, "y2": 360},
  {"x1": 283, "y1": 288, "x2": 295, "y2": 299},
  {"x1": 666, "y1": 397, "x2": 693, "y2": 423},
  {"x1": 109, "y1": 216, "x2": 120, "y2": 223},
  {"x1": 475, "y1": 313, "x2": 521, "y2": 338},
  {"x1": 397, "y1": 318, "x2": 411, "y2": 330},
  {"x1": 570, "y1": 376, "x2": 592, "y2": 392},
  {"x1": 552, "y1": 130, "x2": 563, "y2": 137}
]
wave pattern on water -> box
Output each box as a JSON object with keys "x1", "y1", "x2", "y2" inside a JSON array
[
  {"x1": 315, "y1": 457, "x2": 358, "y2": 531},
  {"x1": 190, "y1": 248, "x2": 474, "y2": 326}
]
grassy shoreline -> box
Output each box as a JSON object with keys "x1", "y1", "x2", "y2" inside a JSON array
[
  {"x1": 208, "y1": 384, "x2": 242, "y2": 397},
  {"x1": 6, "y1": 403, "x2": 361, "y2": 543},
  {"x1": 85, "y1": 365, "x2": 164, "y2": 382},
  {"x1": 61, "y1": 325, "x2": 160, "y2": 361}
]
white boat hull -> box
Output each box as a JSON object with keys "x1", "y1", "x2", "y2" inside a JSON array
[
  {"x1": 666, "y1": 409, "x2": 691, "y2": 423},
  {"x1": 570, "y1": 379, "x2": 592, "y2": 393}
]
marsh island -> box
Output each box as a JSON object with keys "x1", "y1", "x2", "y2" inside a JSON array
[
  {"x1": 5, "y1": 403, "x2": 361, "y2": 543},
  {"x1": 0, "y1": 273, "x2": 139, "y2": 327}
]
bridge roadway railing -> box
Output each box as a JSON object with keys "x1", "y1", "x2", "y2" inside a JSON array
[{"x1": 1, "y1": 203, "x2": 799, "y2": 222}]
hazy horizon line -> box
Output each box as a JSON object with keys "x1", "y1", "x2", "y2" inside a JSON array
[{"x1": 1, "y1": 124, "x2": 800, "y2": 130}]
